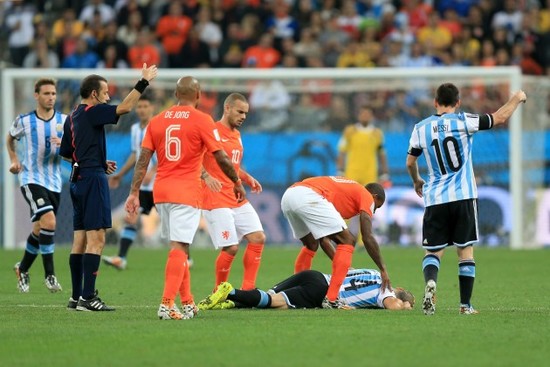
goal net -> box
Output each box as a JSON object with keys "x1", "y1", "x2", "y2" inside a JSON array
[{"x1": 1, "y1": 67, "x2": 544, "y2": 249}]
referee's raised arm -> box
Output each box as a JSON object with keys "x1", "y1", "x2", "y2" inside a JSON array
[{"x1": 116, "y1": 63, "x2": 158, "y2": 115}]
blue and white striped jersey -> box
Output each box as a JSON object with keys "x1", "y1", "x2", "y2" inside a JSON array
[
  {"x1": 9, "y1": 110, "x2": 67, "y2": 193},
  {"x1": 408, "y1": 112, "x2": 491, "y2": 207},
  {"x1": 324, "y1": 269, "x2": 395, "y2": 308},
  {"x1": 130, "y1": 122, "x2": 156, "y2": 191}
]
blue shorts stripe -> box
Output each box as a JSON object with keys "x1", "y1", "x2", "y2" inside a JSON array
[
  {"x1": 121, "y1": 227, "x2": 138, "y2": 241},
  {"x1": 257, "y1": 290, "x2": 270, "y2": 308}
]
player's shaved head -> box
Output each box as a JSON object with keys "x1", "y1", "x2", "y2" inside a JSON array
[
  {"x1": 175, "y1": 76, "x2": 201, "y2": 106},
  {"x1": 365, "y1": 182, "x2": 386, "y2": 208}
]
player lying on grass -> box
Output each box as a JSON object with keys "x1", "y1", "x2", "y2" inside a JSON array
[{"x1": 198, "y1": 268, "x2": 414, "y2": 310}]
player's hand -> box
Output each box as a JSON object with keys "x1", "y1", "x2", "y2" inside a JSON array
[
  {"x1": 141, "y1": 63, "x2": 158, "y2": 82},
  {"x1": 379, "y1": 173, "x2": 392, "y2": 189},
  {"x1": 50, "y1": 136, "x2": 61, "y2": 147},
  {"x1": 105, "y1": 160, "x2": 117, "y2": 175},
  {"x1": 109, "y1": 175, "x2": 121, "y2": 189},
  {"x1": 9, "y1": 161, "x2": 22, "y2": 174},
  {"x1": 515, "y1": 90, "x2": 527, "y2": 103},
  {"x1": 125, "y1": 193, "x2": 140, "y2": 216},
  {"x1": 380, "y1": 270, "x2": 392, "y2": 292},
  {"x1": 204, "y1": 175, "x2": 222, "y2": 192},
  {"x1": 233, "y1": 181, "x2": 246, "y2": 202},
  {"x1": 249, "y1": 177, "x2": 262, "y2": 193},
  {"x1": 413, "y1": 179, "x2": 425, "y2": 198}
]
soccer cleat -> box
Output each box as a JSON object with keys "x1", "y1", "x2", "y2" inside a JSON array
[
  {"x1": 14, "y1": 262, "x2": 30, "y2": 293},
  {"x1": 67, "y1": 297, "x2": 78, "y2": 310},
  {"x1": 158, "y1": 304, "x2": 185, "y2": 320},
  {"x1": 102, "y1": 255, "x2": 127, "y2": 270},
  {"x1": 321, "y1": 296, "x2": 349, "y2": 309},
  {"x1": 422, "y1": 280, "x2": 437, "y2": 315},
  {"x1": 459, "y1": 304, "x2": 479, "y2": 315},
  {"x1": 197, "y1": 282, "x2": 234, "y2": 310},
  {"x1": 210, "y1": 300, "x2": 235, "y2": 310},
  {"x1": 181, "y1": 302, "x2": 199, "y2": 319},
  {"x1": 45, "y1": 275, "x2": 62, "y2": 293},
  {"x1": 76, "y1": 290, "x2": 116, "y2": 311}
]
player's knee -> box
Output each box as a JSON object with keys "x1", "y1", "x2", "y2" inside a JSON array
[
  {"x1": 39, "y1": 211, "x2": 56, "y2": 229},
  {"x1": 223, "y1": 245, "x2": 239, "y2": 256},
  {"x1": 247, "y1": 231, "x2": 266, "y2": 244}
]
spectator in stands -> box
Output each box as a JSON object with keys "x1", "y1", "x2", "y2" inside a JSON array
[
  {"x1": 337, "y1": 0, "x2": 363, "y2": 40},
  {"x1": 95, "y1": 21, "x2": 128, "y2": 66},
  {"x1": 318, "y1": 12, "x2": 350, "y2": 67},
  {"x1": 128, "y1": 28, "x2": 161, "y2": 69},
  {"x1": 156, "y1": 1, "x2": 193, "y2": 67},
  {"x1": 217, "y1": 23, "x2": 245, "y2": 68},
  {"x1": 293, "y1": 27, "x2": 322, "y2": 61},
  {"x1": 23, "y1": 38, "x2": 59, "y2": 69},
  {"x1": 61, "y1": 37, "x2": 99, "y2": 69},
  {"x1": 242, "y1": 33, "x2": 281, "y2": 68},
  {"x1": 464, "y1": 4, "x2": 491, "y2": 42},
  {"x1": 399, "y1": 0, "x2": 431, "y2": 33},
  {"x1": 288, "y1": 93, "x2": 328, "y2": 131},
  {"x1": 336, "y1": 41, "x2": 374, "y2": 68},
  {"x1": 81, "y1": 10, "x2": 106, "y2": 47},
  {"x1": 52, "y1": 9, "x2": 84, "y2": 43},
  {"x1": 115, "y1": 0, "x2": 148, "y2": 27},
  {"x1": 79, "y1": 0, "x2": 115, "y2": 25},
  {"x1": 323, "y1": 95, "x2": 351, "y2": 131},
  {"x1": 5, "y1": 1, "x2": 35, "y2": 66},
  {"x1": 492, "y1": 0, "x2": 523, "y2": 36},
  {"x1": 96, "y1": 44, "x2": 129, "y2": 69},
  {"x1": 195, "y1": 6, "x2": 223, "y2": 65},
  {"x1": 248, "y1": 79, "x2": 291, "y2": 131},
  {"x1": 117, "y1": 9, "x2": 143, "y2": 46},
  {"x1": 175, "y1": 27, "x2": 212, "y2": 68},
  {"x1": 417, "y1": 11, "x2": 453, "y2": 52},
  {"x1": 266, "y1": 0, "x2": 299, "y2": 43}
]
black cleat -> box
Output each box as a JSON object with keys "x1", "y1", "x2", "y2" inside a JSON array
[{"x1": 76, "y1": 290, "x2": 115, "y2": 311}]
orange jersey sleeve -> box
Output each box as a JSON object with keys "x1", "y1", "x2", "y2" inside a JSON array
[
  {"x1": 202, "y1": 123, "x2": 247, "y2": 209},
  {"x1": 293, "y1": 176, "x2": 374, "y2": 219},
  {"x1": 143, "y1": 105, "x2": 223, "y2": 207}
]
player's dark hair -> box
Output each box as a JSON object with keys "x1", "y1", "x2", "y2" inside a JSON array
[
  {"x1": 395, "y1": 288, "x2": 415, "y2": 307},
  {"x1": 139, "y1": 92, "x2": 154, "y2": 103},
  {"x1": 80, "y1": 74, "x2": 107, "y2": 98},
  {"x1": 435, "y1": 83, "x2": 460, "y2": 107},
  {"x1": 224, "y1": 93, "x2": 248, "y2": 107},
  {"x1": 34, "y1": 78, "x2": 56, "y2": 93},
  {"x1": 365, "y1": 182, "x2": 385, "y2": 205}
]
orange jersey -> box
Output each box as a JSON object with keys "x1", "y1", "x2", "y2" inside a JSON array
[
  {"x1": 142, "y1": 105, "x2": 223, "y2": 207},
  {"x1": 202, "y1": 122, "x2": 246, "y2": 209},
  {"x1": 293, "y1": 176, "x2": 375, "y2": 219}
]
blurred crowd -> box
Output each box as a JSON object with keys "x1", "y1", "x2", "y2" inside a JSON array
[{"x1": 1, "y1": 0, "x2": 549, "y2": 132}]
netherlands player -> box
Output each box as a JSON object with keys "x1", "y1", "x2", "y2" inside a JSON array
[
  {"x1": 6, "y1": 78, "x2": 66, "y2": 293},
  {"x1": 199, "y1": 269, "x2": 413, "y2": 311},
  {"x1": 406, "y1": 83, "x2": 527, "y2": 315},
  {"x1": 200, "y1": 93, "x2": 265, "y2": 294},
  {"x1": 280, "y1": 176, "x2": 391, "y2": 309},
  {"x1": 125, "y1": 76, "x2": 246, "y2": 320}
]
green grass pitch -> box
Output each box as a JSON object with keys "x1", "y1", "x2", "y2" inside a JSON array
[{"x1": 1, "y1": 246, "x2": 549, "y2": 367}]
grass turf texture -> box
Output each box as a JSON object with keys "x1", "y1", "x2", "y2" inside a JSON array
[{"x1": 1, "y1": 246, "x2": 549, "y2": 367}]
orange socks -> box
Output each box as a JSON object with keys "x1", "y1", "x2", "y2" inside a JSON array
[
  {"x1": 294, "y1": 247, "x2": 316, "y2": 273},
  {"x1": 162, "y1": 248, "x2": 187, "y2": 306},
  {"x1": 241, "y1": 243, "x2": 263, "y2": 290},
  {"x1": 215, "y1": 250, "x2": 235, "y2": 288},
  {"x1": 326, "y1": 244, "x2": 354, "y2": 301},
  {"x1": 179, "y1": 259, "x2": 193, "y2": 304}
]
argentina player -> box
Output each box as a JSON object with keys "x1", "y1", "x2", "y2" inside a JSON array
[
  {"x1": 7, "y1": 78, "x2": 66, "y2": 293},
  {"x1": 406, "y1": 83, "x2": 526, "y2": 315}
]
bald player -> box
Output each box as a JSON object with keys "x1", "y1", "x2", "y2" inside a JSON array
[{"x1": 125, "y1": 76, "x2": 246, "y2": 320}]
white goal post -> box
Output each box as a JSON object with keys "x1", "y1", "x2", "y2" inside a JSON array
[{"x1": 1, "y1": 67, "x2": 526, "y2": 249}]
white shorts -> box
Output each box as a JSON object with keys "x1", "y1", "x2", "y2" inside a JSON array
[
  {"x1": 156, "y1": 203, "x2": 201, "y2": 244},
  {"x1": 202, "y1": 202, "x2": 264, "y2": 248},
  {"x1": 281, "y1": 186, "x2": 347, "y2": 240}
]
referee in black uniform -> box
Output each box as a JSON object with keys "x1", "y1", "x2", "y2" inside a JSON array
[{"x1": 60, "y1": 64, "x2": 157, "y2": 311}]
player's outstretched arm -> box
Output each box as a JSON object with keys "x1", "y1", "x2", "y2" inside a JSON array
[
  {"x1": 116, "y1": 63, "x2": 158, "y2": 115},
  {"x1": 359, "y1": 211, "x2": 391, "y2": 291},
  {"x1": 383, "y1": 297, "x2": 413, "y2": 310},
  {"x1": 492, "y1": 90, "x2": 527, "y2": 126}
]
